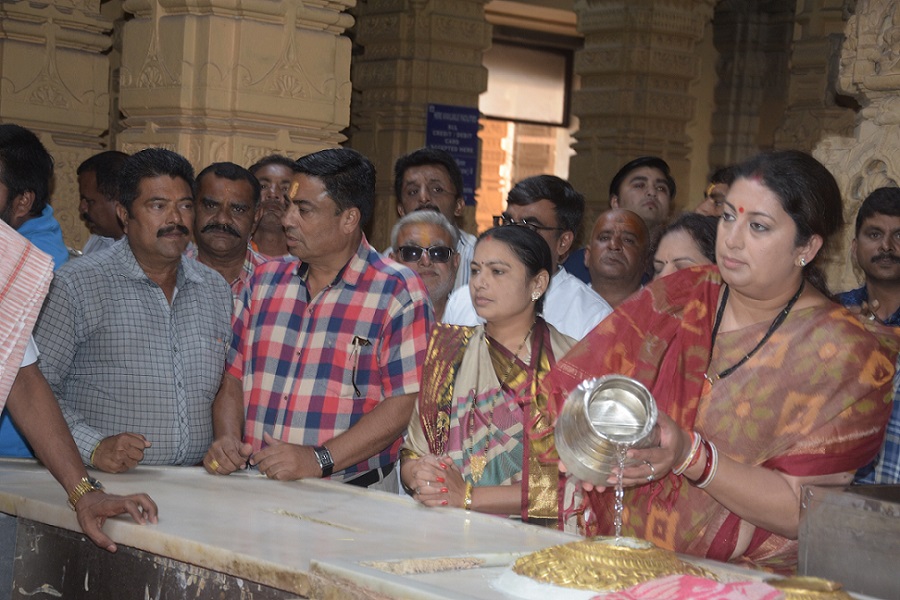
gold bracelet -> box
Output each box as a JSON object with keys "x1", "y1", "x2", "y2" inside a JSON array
[
  {"x1": 67, "y1": 476, "x2": 103, "y2": 510},
  {"x1": 89, "y1": 443, "x2": 101, "y2": 468},
  {"x1": 463, "y1": 482, "x2": 473, "y2": 510}
]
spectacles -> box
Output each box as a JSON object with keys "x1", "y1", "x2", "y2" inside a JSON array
[
  {"x1": 396, "y1": 245, "x2": 455, "y2": 263},
  {"x1": 493, "y1": 214, "x2": 565, "y2": 233}
]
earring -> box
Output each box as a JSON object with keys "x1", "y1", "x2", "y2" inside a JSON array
[
  {"x1": 798, "y1": 257, "x2": 807, "y2": 267},
  {"x1": 531, "y1": 291, "x2": 540, "y2": 302}
]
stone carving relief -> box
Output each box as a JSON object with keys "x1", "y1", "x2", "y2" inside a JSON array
[
  {"x1": 839, "y1": 0, "x2": 900, "y2": 93},
  {"x1": 3, "y1": 16, "x2": 102, "y2": 112},
  {"x1": 816, "y1": 0, "x2": 900, "y2": 290},
  {"x1": 815, "y1": 132, "x2": 900, "y2": 291},
  {"x1": 242, "y1": 6, "x2": 332, "y2": 102}
]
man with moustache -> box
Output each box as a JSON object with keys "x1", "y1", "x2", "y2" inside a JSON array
[
  {"x1": 390, "y1": 147, "x2": 476, "y2": 289},
  {"x1": 839, "y1": 187, "x2": 900, "y2": 326},
  {"x1": 838, "y1": 187, "x2": 900, "y2": 485},
  {"x1": 0, "y1": 218, "x2": 158, "y2": 551},
  {"x1": 33, "y1": 148, "x2": 233, "y2": 474},
  {"x1": 583, "y1": 208, "x2": 650, "y2": 307},
  {"x1": 190, "y1": 162, "x2": 268, "y2": 309},
  {"x1": 77, "y1": 150, "x2": 128, "y2": 254},
  {"x1": 390, "y1": 211, "x2": 460, "y2": 322},
  {"x1": 204, "y1": 148, "x2": 431, "y2": 491},
  {"x1": 248, "y1": 155, "x2": 295, "y2": 258}
]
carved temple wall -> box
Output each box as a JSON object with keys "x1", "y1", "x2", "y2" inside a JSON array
[
  {"x1": 816, "y1": 0, "x2": 900, "y2": 292},
  {"x1": 0, "y1": 0, "x2": 898, "y2": 276}
]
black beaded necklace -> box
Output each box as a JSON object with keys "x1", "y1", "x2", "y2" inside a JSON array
[{"x1": 705, "y1": 280, "x2": 805, "y2": 384}]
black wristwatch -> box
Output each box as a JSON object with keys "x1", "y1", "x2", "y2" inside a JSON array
[{"x1": 313, "y1": 445, "x2": 334, "y2": 478}]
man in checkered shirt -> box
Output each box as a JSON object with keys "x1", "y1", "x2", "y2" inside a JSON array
[
  {"x1": 839, "y1": 187, "x2": 900, "y2": 484},
  {"x1": 34, "y1": 148, "x2": 233, "y2": 474},
  {"x1": 204, "y1": 148, "x2": 432, "y2": 492}
]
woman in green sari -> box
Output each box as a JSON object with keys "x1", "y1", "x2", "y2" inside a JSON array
[{"x1": 400, "y1": 225, "x2": 576, "y2": 526}]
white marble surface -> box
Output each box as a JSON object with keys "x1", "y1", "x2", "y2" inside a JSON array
[{"x1": 0, "y1": 459, "x2": 575, "y2": 597}]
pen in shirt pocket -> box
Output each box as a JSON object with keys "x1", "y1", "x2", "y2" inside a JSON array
[{"x1": 350, "y1": 336, "x2": 371, "y2": 397}]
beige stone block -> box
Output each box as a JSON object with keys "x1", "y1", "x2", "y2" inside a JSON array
[{"x1": 117, "y1": 0, "x2": 354, "y2": 165}]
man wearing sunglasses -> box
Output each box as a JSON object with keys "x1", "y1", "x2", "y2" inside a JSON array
[
  {"x1": 443, "y1": 175, "x2": 612, "y2": 340},
  {"x1": 391, "y1": 147, "x2": 475, "y2": 290},
  {"x1": 389, "y1": 211, "x2": 460, "y2": 322}
]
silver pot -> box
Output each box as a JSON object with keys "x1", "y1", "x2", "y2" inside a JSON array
[{"x1": 555, "y1": 375, "x2": 658, "y2": 485}]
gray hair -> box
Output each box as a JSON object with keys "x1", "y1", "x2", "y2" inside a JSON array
[{"x1": 390, "y1": 210, "x2": 459, "y2": 250}]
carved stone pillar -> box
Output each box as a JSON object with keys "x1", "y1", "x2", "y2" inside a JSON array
[
  {"x1": 349, "y1": 0, "x2": 491, "y2": 250},
  {"x1": 117, "y1": 0, "x2": 354, "y2": 168},
  {"x1": 708, "y1": 0, "x2": 796, "y2": 168},
  {"x1": 774, "y1": 0, "x2": 856, "y2": 151},
  {"x1": 0, "y1": 0, "x2": 114, "y2": 249},
  {"x1": 568, "y1": 0, "x2": 715, "y2": 218},
  {"x1": 815, "y1": 0, "x2": 900, "y2": 292}
]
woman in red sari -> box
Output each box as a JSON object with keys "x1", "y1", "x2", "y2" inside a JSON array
[
  {"x1": 547, "y1": 150, "x2": 897, "y2": 573},
  {"x1": 401, "y1": 225, "x2": 576, "y2": 526}
]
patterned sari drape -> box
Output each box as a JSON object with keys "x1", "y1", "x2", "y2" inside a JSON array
[{"x1": 542, "y1": 266, "x2": 897, "y2": 573}]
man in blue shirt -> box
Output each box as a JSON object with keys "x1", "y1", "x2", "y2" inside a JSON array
[
  {"x1": 0, "y1": 124, "x2": 69, "y2": 269},
  {"x1": 0, "y1": 123, "x2": 69, "y2": 458},
  {"x1": 838, "y1": 187, "x2": 900, "y2": 484}
]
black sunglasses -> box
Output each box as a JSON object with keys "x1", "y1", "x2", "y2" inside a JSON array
[
  {"x1": 493, "y1": 214, "x2": 565, "y2": 233},
  {"x1": 396, "y1": 245, "x2": 455, "y2": 263}
]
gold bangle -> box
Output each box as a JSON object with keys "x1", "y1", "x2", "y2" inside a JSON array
[
  {"x1": 89, "y1": 443, "x2": 100, "y2": 468},
  {"x1": 463, "y1": 482, "x2": 473, "y2": 510},
  {"x1": 67, "y1": 476, "x2": 103, "y2": 510}
]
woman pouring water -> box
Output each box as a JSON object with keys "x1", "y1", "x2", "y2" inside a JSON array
[
  {"x1": 401, "y1": 226, "x2": 577, "y2": 528},
  {"x1": 546, "y1": 150, "x2": 897, "y2": 573}
]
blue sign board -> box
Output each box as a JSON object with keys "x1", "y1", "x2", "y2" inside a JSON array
[{"x1": 426, "y1": 104, "x2": 480, "y2": 206}]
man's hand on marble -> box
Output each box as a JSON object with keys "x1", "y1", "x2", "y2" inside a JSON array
[
  {"x1": 92, "y1": 432, "x2": 152, "y2": 473},
  {"x1": 203, "y1": 435, "x2": 252, "y2": 475},
  {"x1": 75, "y1": 490, "x2": 158, "y2": 552},
  {"x1": 250, "y1": 432, "x2": 321, "y2": 480}
]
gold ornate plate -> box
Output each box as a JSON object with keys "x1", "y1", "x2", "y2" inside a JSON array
[{"x1": 512, "y1": 537, "x2": 715, "y2": 592}]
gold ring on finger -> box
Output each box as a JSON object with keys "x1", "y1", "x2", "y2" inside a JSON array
[{"x1": 209, "y1": 458, "x2": 220, "y2": 471}]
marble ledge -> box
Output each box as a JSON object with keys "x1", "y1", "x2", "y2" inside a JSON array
[{"x1": 0, "y1": 459, "x2": 575, "y2": 597}]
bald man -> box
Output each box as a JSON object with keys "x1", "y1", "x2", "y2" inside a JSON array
[{"x1": 584, "y1": 209, "x2": 650, "y2": 307}]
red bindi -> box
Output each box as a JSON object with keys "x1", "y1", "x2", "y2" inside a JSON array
[{"x1": 738, "y1": 206, "x2": 744, "y2": 214}]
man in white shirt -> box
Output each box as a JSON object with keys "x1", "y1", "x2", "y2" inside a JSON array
[
  {"x1": 443, "y1": 175, "x2": 612, "y2": 340},
  {"x1": 390, "y1": 147, "x2": 475, "y2": 290}
]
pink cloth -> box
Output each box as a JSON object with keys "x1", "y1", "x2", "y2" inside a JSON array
[
  {"x1": 0, "y1": 220, "x2": 54, "y2": 408},
  {"x1": 597, "y1": 575, "x2": 784, "y2": 600}
]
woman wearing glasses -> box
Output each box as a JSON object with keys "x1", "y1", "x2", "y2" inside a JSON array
[{"x1": 400, "y1": 226, "x2": 577, "y2": 527}]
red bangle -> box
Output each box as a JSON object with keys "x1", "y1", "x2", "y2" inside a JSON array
[{"x1": 688, "y1": 438, "x2": 714, "y2": 486}]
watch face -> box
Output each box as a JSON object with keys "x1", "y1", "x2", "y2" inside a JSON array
[
  {"x1": 88, "y1": 476, "x2": 104, "y2": 490},
  {"x1": 316, "y1": 447, "x2": 333, "y2": 468}
]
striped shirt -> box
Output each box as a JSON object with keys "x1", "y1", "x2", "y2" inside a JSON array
[{"x1": 228, "y1": 236, "x2": 432, "y2": 479}]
